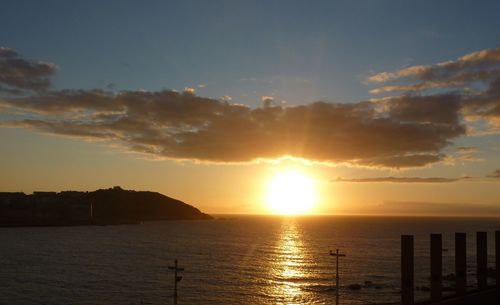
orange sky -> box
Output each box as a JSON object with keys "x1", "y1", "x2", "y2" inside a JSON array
[{"x1": 1, "y1": 129, "x2": 499, "y2": 215}]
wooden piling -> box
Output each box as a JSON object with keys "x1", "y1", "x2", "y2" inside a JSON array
[
  {"x1": 477, "y1": 232, "x2": 487, "y2": 290},
  {"x1": 455, "y1": 232, "x2": 467, "y2": 296},
  {"x1": 496, "y1": 231, "x2": 500, "y2": 288},
  {"x1": 401, "y1": 235, "x2": 414, "y2": 305},
  {"x1": 430, "y1": 234, "x2": 442, "y2": 301}
]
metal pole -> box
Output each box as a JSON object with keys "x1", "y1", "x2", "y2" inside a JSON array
[{"x1": 330, "y1": 248, "x2": 346, "y2": 305}]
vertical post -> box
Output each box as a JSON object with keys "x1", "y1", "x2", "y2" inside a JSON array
[
  {"x1": 455, "y1": 233, "x2": 467, "y2": 296},
  {"x1": 477, "y1": 232, "x2": 488, "y2": 290},
  {"x1": 430, "y1": 234, "x2": 442, "y2": 301},
  {"x1": 329, "y1": 249, "x2": 346, "y2": 305},
  {"x1": 401, "y1": 235, "x2": 414, "y2": 305},
  {"x1": 168, "y1": 259, "x2": 184, "y2": 305},
  {"x1": 174, "y1": 259, "x2": 178, "y2": 305},
  {"x1": 496, "y1": 231, "x2": 500, "y2": 288},
  {"x1": 336, "y1": 250, "x2": 339, "y2": 305}
]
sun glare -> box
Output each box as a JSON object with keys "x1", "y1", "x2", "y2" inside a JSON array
[{"x1": 266, "y1": 170, "x2": 316, "y2": 215}]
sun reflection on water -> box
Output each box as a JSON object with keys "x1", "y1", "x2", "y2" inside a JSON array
[{"x1": 268, "y1": 218, "x2": 314, "y2": 304}]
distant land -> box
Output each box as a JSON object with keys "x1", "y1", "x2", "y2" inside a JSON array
[{"x1": 0, "y1": 186, "x2": 212, "y2": 227}]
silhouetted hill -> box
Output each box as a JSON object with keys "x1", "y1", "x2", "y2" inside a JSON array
[{"x1": 0, "y1": 186, "x2": 212, "y2": 227}]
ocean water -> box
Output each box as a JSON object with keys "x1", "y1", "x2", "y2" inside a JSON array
[{"x1": 1, "y1": 216, "x2": 500, "y2": 305}]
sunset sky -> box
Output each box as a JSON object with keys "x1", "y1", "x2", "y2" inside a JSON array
[{"x1": 1, "y1": 0, "x2": 499, "y2": 215}]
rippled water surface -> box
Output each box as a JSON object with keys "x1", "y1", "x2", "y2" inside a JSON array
[{"x1": 1, "y1": 216, "x2": 500, "y2": 305}]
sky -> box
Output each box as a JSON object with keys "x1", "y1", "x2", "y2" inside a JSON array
[{"x1": 1, "y1": 0, "x2": 499, "y2": 215}]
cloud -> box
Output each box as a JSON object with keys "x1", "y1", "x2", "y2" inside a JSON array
[
  {"x1": 333, "y1": 176, "x2": 470, "y2": 183},
  {"x1": 487, "y1": 169, "x2": 500, "y2": 178},
  {"x1": 372, "y1": 201, "x2": 500, "y2": 216},
  {"x1": 261, "y1": 96, "x2": 274, "y2": 108},
  {"x1": 183, "y1": 87, "x2": 196, "y2": 94},
  {"x1": 457, "y1": 146, "x2": 478, "y2": 153},
  {"x1": 369, "y1": 47, "x2": 500, "y2": 135},
  {"x1": 462, "y1": 75, "x2": 500, "y2": 119},
  {"x1": 368, "y1": 47, "x2": 500, "y2": 93},
  {"x1": 385, "y1": 94, "x2": 462, "y2": 124},
  {"x1": 0, "y1": 47, "x2": 57, "y2": 94},
  {"x1": 7, "y1": 46, "x2": 500, "y2": 168},
  {"x1": 0, "y1": 88, "x2": 467, "y2": 167},
  {"x1": 219, "y1": 95, "x2": 232, "y2": 102},
  {"x1": 359, "y1": 154, "x2": 447, "y2": 168}
]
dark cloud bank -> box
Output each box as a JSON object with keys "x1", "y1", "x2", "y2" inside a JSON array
[{"x1": 1, "y1": 47, "x2": 499, "y2": 168}]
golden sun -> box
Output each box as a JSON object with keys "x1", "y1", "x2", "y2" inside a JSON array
[{"x1": 266, "y1": 170, "x2": 316, "y2": 215}]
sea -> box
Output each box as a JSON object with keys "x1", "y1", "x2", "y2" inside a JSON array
[{"x1": 1, "y1": 216, "x2": 500, "y2": 305}]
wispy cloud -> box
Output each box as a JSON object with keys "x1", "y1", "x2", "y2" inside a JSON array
[
  {"x1": 332, "y1": 176, "x2": 471, "y2": 183},
  {"x1": 457, "y1": 146, "x2": 478, "y2": 153},
  {"x1": 373, "y1": 201, "x2": 500, "y2": 216},
  {"x1": 368, "y1": 47, "x2": 500, "y2": 93}
]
